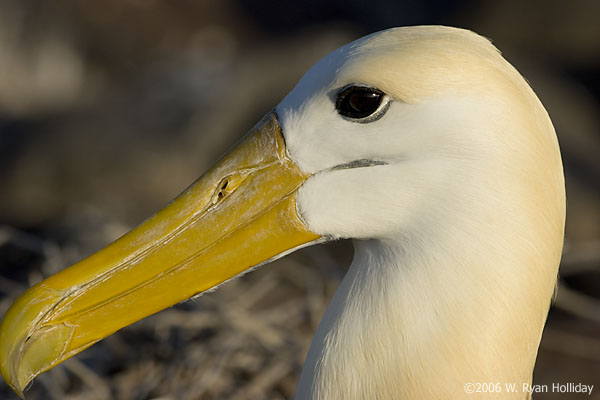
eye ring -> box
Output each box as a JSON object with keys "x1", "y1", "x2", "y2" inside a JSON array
[{"x1": 335, "y1": 85, "x2": 390, "y2": 123}]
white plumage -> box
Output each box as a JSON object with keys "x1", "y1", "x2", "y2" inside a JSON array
[{"x1": 278, "y1": 26, "x2": 564, "y2": 399}]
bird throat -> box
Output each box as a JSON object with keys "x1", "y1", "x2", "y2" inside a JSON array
[{"x1": 296, "y1": 236, "x2": 552, "y2": 400}]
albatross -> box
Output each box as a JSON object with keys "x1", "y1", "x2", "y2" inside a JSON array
[{"x1": 0, "y1": 26, "x2": 565, "y2": 399}]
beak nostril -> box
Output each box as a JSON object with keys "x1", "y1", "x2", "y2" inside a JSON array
[{"x1": 216, "y1": 179, "x2": 229, "y2": 201}]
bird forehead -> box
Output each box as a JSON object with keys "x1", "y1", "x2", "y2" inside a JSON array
[
  {"x1": 282, "y1": 26, "x2": 510, "y2": 109},
  {"x1": 340, "y1": 28, "x2": 509, "y2": 101}
]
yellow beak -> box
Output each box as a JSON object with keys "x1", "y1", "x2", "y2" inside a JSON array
[{"x1": 0, "y1": 112, "x2": 320, "y2": 397}]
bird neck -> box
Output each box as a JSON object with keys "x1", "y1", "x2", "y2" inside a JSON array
[{"x1": 297, "y1": 226, "x2": 559, "y2": 399}]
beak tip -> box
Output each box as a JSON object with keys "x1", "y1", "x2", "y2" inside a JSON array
[
  {"x1": 1, "y1": 334, "x2": 58, "y2": 399},
  {"x1": 1, "y1": 326, "x2": 82, "y2": 398},
  {"x1": 0, "y1": 350, "x2": 27, "y2": 399},
  {"x1": 0, "y1": 287, "x2": 65, "y2": 398},
  {"x1": 0, "y1": 329, "x2": 28, "y2": 397},
  {"x1": 11, "y1": 378, "x2": 27, "y2": 400}
]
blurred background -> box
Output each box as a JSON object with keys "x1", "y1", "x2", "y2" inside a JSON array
[{"x1": 0, "y1": 0, "x2": 599, "y2": 399}]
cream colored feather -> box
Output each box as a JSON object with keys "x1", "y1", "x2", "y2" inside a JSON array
[{"x1": 274, "y1": 26, "x2": 565, "y2": 399}]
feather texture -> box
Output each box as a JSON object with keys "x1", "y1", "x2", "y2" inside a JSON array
[{"x1": 275, "y1": 26, "x2": 565, "y2": 399}]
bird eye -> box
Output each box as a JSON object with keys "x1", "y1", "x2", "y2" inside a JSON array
[{"x1": 335, "y1": 85, "x2": 389, "y2": 122}]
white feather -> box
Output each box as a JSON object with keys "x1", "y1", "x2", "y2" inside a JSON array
[{"x1": 275, "y1": 26, "x2": 564, "y2": 399}]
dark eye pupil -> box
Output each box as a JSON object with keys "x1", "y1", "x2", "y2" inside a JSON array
[
  {"x1": 349, "y1": 92, "x2": 379, "y2": 112},
  {"x1": 336, "y1": 86, "x2": 384, "y2": 119}
]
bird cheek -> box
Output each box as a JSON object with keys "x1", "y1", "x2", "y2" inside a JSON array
[{"x1": 296, "y1": 170, "x2": 388, "y2": 240}]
